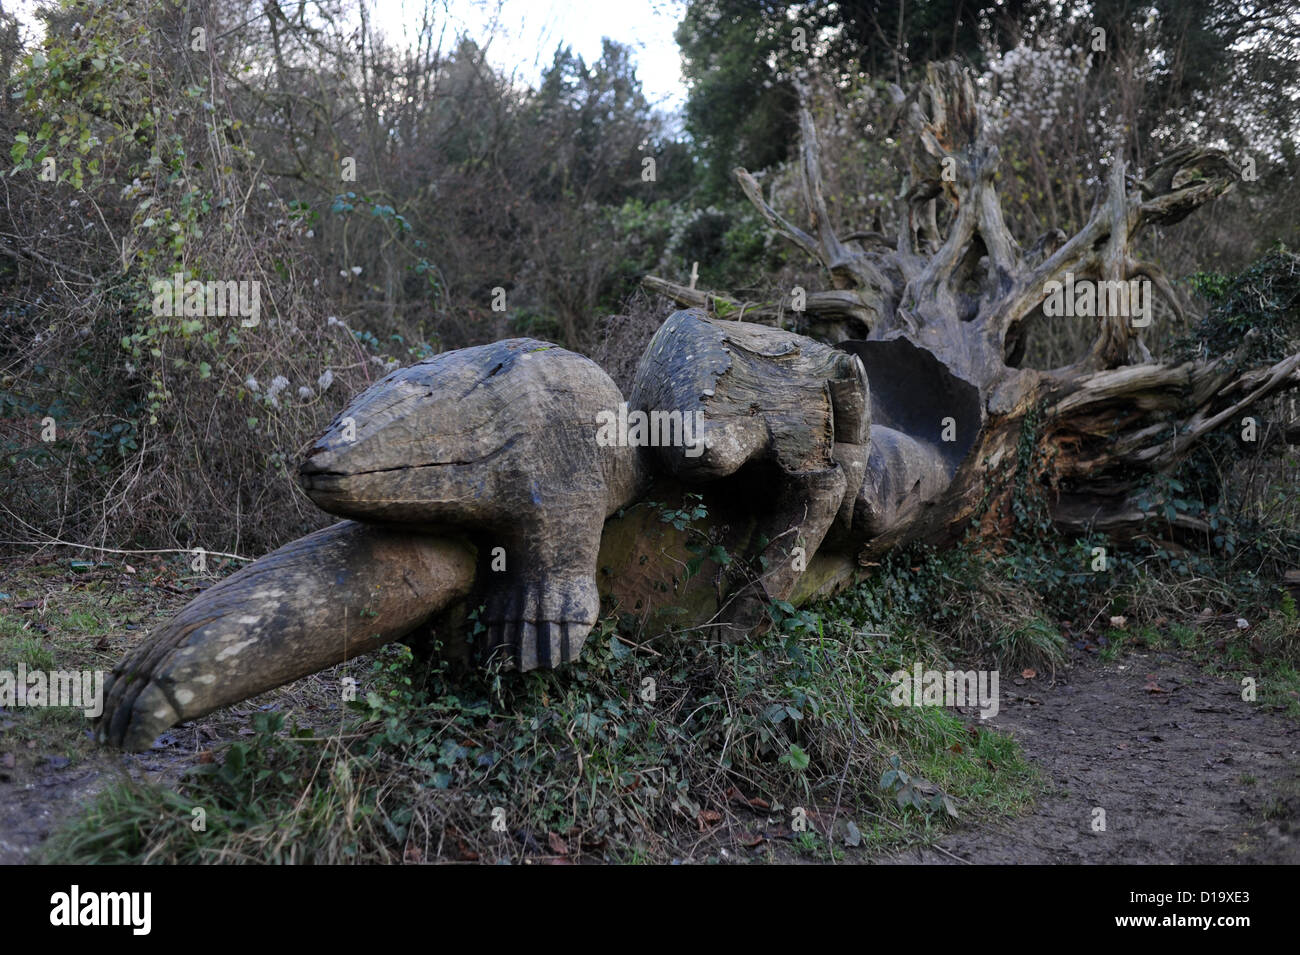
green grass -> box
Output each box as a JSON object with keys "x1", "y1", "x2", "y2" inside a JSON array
[
  {"x1": 996, "y1": 616, "x2": 1067, "y2": 671},
  {"x1": 1099, "y1": 628, "x2": 1127, "y2": 662},
  {"x1": 0, "y1": 633, "x2": 57, "y2": 672},
  {"x1": 0, "y1": 563, "x2": 188, "y2": 764}
]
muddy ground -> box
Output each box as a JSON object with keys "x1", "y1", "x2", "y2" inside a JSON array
[
  {"x1": 887, "y1": 645, "x2": 1299, "y2": 864},
  {"x1": 0, "y1": 674, "x2": 359, "y2": 864}
]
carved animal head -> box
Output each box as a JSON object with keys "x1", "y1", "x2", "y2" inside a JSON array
[{"x1": 299, "y1": 338, "x2": 641, "y2": 530}]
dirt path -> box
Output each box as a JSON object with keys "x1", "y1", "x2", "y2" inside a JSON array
[
  {"x1": 0, "y1": 679, "x2": 356, "y2": 864},
  {"x1": 888, "y1": 646, "x2": 1300, "y2": 864},
  {"x1": 0, "y1": 741, "x2": 184, "y2": 863}
]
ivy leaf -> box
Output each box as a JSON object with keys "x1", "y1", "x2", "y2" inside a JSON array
[{"x1": 780, "y1": 744, "x2": 810, "y2": 772}]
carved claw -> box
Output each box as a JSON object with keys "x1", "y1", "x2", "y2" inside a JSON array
[
  {"x1": 98, "y1": 624, "x2": 196, "y2": 751},
  {"x1": 481, "y1": 573, "x2": 600, "y2": 671}
]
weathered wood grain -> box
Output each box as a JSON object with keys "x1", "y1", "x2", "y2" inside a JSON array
[{"x1": 96, "y1": 521, "x2": 476, "y2": 750}]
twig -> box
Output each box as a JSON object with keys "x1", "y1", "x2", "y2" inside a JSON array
[{"x1": 0, "y1": 538, "x2": 253, "y2": 562}]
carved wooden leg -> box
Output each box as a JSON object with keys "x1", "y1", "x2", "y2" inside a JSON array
[
  {"x1": 714, "y1": 463, "x2": 847, "y2": 640},
  {"x1": 96, "y1": 521, "x2": 475, "y2": 750},
  {"x1": 478, "y1": 505, "x2": 606, "y2": 671}
]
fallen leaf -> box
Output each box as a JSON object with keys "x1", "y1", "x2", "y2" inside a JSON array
[
  {"x1": 404, "y1": 845, "x2": 423, "y2": 863},
  {"x1": 547, "y1": 831, "x2": 569, "y2": 856},
  {"x1": 1109, "y1": 615, "x2": 1128, "y2": 629},
  {"x1": 197, "y1": 750, "x2": 214, "y2": 764},
  {"x1": 736, "y1": 831, "x2": 765, "y2": 847},
  {"x1": 447, "y1": 828, "x2": 479, "y2": 862},
  {"x1": 724, "y1": 786, "x2": 769, "y2": 811},
  {"x1": 1021, "y1": 668, "x2": 1037, "y2": 679},
  {"x1": 696, "y1": 809, "x2": 722, "y2": 832}
]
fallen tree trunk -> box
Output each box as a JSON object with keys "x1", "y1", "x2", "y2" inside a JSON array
[{"x1": 645, "y1": 64, "x2": 1300, "y2": 559}]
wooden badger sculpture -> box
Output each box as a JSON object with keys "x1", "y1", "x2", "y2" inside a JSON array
[{"x1": 97, "y1": 310, "x2": 979, "y2": 749}]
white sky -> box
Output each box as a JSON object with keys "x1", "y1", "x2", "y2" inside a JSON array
[
  {"x1": 385, "y1": 0, "x2": 689, "y2": 112},
  {"x1": 4, "y1": 0, "x2": 688, "y2": 112}
]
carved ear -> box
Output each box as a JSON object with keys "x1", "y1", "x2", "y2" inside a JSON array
[{"x1": 828, "y1": 351, "x2": 870, "y2": 446}]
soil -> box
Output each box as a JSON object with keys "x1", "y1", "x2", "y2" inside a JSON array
[
  {"x1": 0, "y1": 732, "x2": 186, "y2": 863},
  {"x1": 886, "y1": 645, "x2": 1300, "y2": 864}
]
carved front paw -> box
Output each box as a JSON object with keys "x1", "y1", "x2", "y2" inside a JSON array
[
  {"x1": 96, "y1": 638, "x2": 188, "y2": 751},
  {"x1": 482, "y1": 575, "x2": 600, "y2": 671}
]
